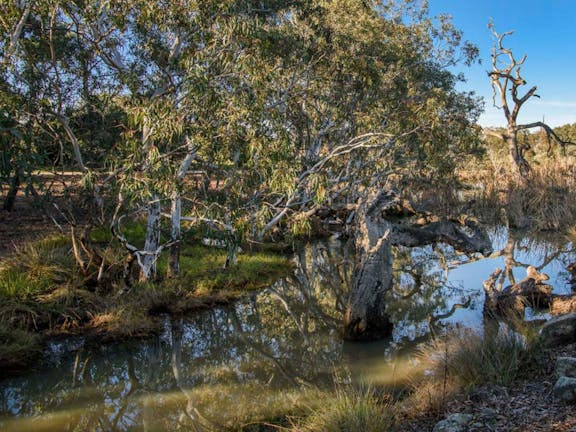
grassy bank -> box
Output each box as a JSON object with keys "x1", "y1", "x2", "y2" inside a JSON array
[
  {"x1": 233, "y1": 327, "x2": 545, "y2": 432},
  {"x1": 0, "y1": 231, "x2": 294, "y2": 372}
]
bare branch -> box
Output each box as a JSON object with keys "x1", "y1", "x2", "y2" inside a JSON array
[
  {"x1": 7, "y1": 0, "x2": 32, "y2": 58},
  {"x1": 516, "y1": 121, "x2": 576, "y2": 153}
]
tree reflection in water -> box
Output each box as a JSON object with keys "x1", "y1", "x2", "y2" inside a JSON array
[{"x1": 1, "y1": 232, "x2": 574, "y2": 431}]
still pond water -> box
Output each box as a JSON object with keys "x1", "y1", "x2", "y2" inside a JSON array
[{"x1": 1, "y1": 228, "x2": 575, "y2": 431}]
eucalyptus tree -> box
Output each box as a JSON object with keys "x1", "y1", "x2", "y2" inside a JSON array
[
  {"x1": 0, "y1": 0, "x2": 127, "y2": 283},
  {"x1": 242, "y1": 0, "x2": 483, "y2": 240},
  {"x1": 67, "y1": 0, "x2": 311, "y2": 281},
  {"x1": 0, "y1": 1, "x2": 57, "y2": 211},
  {"x1": 3, "y1": 0, "x2": 484, "y2": 287},
  {"x1": 78, "y1": 0, "x2": 482, "y2": 284}
]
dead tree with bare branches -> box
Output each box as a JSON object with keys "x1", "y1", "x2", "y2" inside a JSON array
[{"x1": 484, "y1": 23, "x2": 573, "y2": 180}]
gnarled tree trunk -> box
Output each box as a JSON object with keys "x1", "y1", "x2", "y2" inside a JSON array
[
  {"x1": 344, "y1": 191, "x2": 394, "y2": 340},
  {"x1": 345, "y1": 190, "x2": 493, "y2": 341}
]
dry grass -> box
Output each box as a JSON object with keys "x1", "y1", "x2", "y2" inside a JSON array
[
  {"x1": 420, "y1": 328, "x2": 538, "y2": 388},
  {"x1": 396, "y1": 326, "x2": 541, "y2": 424},
  {"x1": 460, "y1": 156, "x2": 576, "y2": 230}
]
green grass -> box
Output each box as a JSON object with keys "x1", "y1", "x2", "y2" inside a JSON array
[
  {"x1": 90, "y1": 221, "x2": 147, "y2": 245},
  {"x1": 293, "y1": 385, "x2": 395, "y2": 432},
  {"x1": 174, "y1": 245, "x2": 294, "y2": 294},
  {"x1": 0, "y1": 227, "x2": 294, "y2": 371}
]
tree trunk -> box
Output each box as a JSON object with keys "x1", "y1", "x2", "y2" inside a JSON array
[
  {"x1": 139, "y1": 195, "x2": 161, "y2": 282},
  {"x1": 343, "y1": 190, "x2": 493, "y2": 341},
  {"x1": 344, "y1": 191, "x2": 394, "y2": 341},
  {"x1": 506, "y1": 128, "x2": 529, "y2": 179},
  {"x1": 2, "y1": 168, "x2": 21, "y2": 211},
  {"x1": 167, "y1": 191, "x2": 181, "y2": 278}
]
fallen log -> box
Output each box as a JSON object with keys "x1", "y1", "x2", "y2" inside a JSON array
[{"x1": 482, "y1": 266, "x2": 576, "y2": 318}]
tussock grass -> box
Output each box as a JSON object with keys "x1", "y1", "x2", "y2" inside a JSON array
[
  {"x1": 419, "y1": 328, "x2": 538, "y2": 388},
  {"x1": 292, "y1": 385, "x2": 395, "y2": 432},
  {"x1": 0, "y1": 236, "x2": 74, "y2": 299},
  {"x1": 398, "y1": 327, "x2": 540, "y2": 421},
  {"x1": 400, "y1": 378, "x2": 460, "y2": 418}
]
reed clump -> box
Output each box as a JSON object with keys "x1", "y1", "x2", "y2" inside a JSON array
[
  {"x1": 292, "y1": 385, "x2": 395, "y2": 432},
  {"x1": 459, "y1": 156, "x2": 576, "y2": 231}
]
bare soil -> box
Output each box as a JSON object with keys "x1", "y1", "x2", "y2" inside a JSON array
[
  {"x1": 0, "y1": 173, "x2": 82, "y2": 256},
  {"x1": 0, "y1": 204, "x2": 59, "y2": 255}
]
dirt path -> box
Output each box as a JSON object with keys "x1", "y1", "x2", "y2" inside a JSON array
[{"x1": 0, "y1": 203, "x2": 62, "y2": 256}]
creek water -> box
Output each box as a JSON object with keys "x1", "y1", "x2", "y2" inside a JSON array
[{"x1": 1, "y1": 228, "x2": 575, "y2": 431}]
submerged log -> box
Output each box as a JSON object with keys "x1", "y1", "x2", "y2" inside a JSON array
[
  {"x1": 344, "y1": 190, "x2": 493, "y2": 341},
  {"x1": 483, "y1": 266, "x2": 554, "y2": 318}
]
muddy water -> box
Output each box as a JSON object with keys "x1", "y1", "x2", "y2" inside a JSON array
[{"x1": 1, "y1": 229, "x2": 574, "y2": 431}]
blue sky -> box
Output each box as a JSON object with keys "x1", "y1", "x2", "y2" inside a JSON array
[{"x1": 428, "y1": 0, "x2": 576, "y2": 127}]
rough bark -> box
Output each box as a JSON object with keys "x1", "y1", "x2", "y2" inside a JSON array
[
  {"x1": 344, "y1": 190, "x2": 493, "y2": 341},
  {"x1": 344, "y1": 191, "x2": 395, "y2": 340}
]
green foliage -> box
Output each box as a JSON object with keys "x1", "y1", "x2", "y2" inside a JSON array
[
  {"x1": 1, "y1": 0, "x2": 483, "y2": 276},
  {"x1": 555, "y1": 123, "x2": 576, "y2": 153}
]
